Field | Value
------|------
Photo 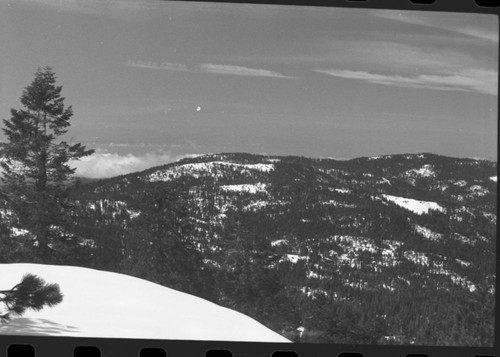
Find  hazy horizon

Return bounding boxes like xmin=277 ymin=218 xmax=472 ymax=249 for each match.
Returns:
xmin=1 ymin=1 xmax=498 ymax=178
xmin=68 ymin=151 xmax=497 ymax=180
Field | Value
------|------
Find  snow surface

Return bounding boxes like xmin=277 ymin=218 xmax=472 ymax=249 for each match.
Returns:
xmin=381 ymin=283 xmax=395 ymax=292
xmin=454 ymin=180 xmax=467 ymax=187
xmin=333 ymin=235 xmax=377 ymax=254
xmin=368 ymin=155 xmax=392 ymax=160
xmin=148 ymin=161 xmax=274 ymax=182
xmin=453 ymin=233 xmax=476 ymax=246
xmin=280 ymin=255 xmax=308 ymax=264
xmin=321 ymin=200 xmax=356 ymax=208
xmin=428 ymin=266 xmax=477 ymax=292
xmin=413 ymin=225 xmax=443 ymax=242
xmin=404 ymin=250 xmax=430 ymax=267
xmin=455 ymin=259 xmax=471 ymax=268
xmin=10 ymin=228 xmax=30 ymax=237
xmin=378 ymin=177 xmax=391 ymax=185
xmin=271 ymin=239 xmax=288 ymax=247
xmin=88 ymin=199 xmax=141 ymax=219
xmin=0 ymin=264 xmax=290 ymax=342
xmin=468 ymin=185 xmax=489 ymax=197
xmin=243 ymin=200 xmax=269 ymax=211
xmin=406 ymin=164 xmax=435 ymax=178
xmin=220 ymin=183 xmax=267 ymax=194
xmin=382 ymin=194 xmax=445 ymax=215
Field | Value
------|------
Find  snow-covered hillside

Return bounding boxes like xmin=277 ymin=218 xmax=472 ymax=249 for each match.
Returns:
xmin=0 ymin=264 xmax=290 ymax=342
xmin=148 ymin=161 xmax=275 ymax=182
xmin=4 ymin=152 xmax=494 ymax=345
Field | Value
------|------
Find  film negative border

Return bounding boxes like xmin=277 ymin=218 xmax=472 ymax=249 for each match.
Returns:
xmin=1 ymin=336 xmax=498 ymax=357
xmin=0 ymin=0 xmax=498 ymax=356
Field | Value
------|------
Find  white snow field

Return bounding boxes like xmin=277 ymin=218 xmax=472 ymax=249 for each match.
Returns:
xmin=0 ymin=264 xmax=290 ymax=342
xmin=382 ymin=194 xmax=445 ymax=215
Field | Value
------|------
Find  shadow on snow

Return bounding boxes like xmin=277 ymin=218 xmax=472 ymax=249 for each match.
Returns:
xmin=0 ymin=317 xmax=80 ymax=336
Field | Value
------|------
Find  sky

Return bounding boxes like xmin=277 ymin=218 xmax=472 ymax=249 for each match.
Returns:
xmin=0 ymin=0 xmax=498 ymax=178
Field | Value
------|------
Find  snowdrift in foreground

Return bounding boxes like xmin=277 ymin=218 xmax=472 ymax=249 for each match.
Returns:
xmin=0 ymin=264 xmax=290 ymax=342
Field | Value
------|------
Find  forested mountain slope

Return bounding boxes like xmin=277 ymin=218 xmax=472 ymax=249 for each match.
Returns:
xmin=2 ymin=152 xmax=496 ymax=345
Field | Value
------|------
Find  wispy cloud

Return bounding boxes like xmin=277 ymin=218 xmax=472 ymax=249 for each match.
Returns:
xmin=307 ymin=14 xmax=498 ymax=97
xmin=457 ymin=27 xmax=499 ymax=43
xmin=198 ymin=64 xmax=292 ymax=78
xmin=126 ymin=60 xmax=293 ymax=79
xmin=18 ymin=0 xmax=278 ymax=21
xmin=310 ymin=38 xmax=494 ymax=76
xmin=18 ymin=0 xmax=158 ymax=16
xmin=314 ymin=68 xmax=497 ymax=95
xmin=372 ymin=10 xmax=498 ymax=43
xmin=125 ymin=60 xmax=190 ymax=72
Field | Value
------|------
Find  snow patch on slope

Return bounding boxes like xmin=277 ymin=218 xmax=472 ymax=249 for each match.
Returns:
xmin=406 ymin=164 xmax=435 ymax=178
xmin=382 ymin=194 xmax=445 ymax=215
xmin=280 ymin=254 xmax=308 ymax=264
xmin=321 ymin=200 xmax=356 ymax=208
xmin=468 ymin=185 xmax=489 ymax=197
xmin=404 ymin=250 xmax=430 ymax=266
xmin=413 ymin=225 xmax=443 ymax=242
xmin=454 ymin=180 xmax=467 ymax=187
xmin=333 ymin=188 xmax=351 ymax=194
xmin=428 ymin=266 xmax=477 ymax=292
xmin=368 ymin=155 xmax=392 ymax=160
xmin=220 ymin=183 xmax=267 ymax=194
xmin=10 ymin=228 xmax=30 ymax=237
xmin=0 ymin=264 xmax=290 ymax=342
xmin=271 ymin=239 xmax=288 ymax=247
xmin=88 ymin=199 xmax=141 ymax=219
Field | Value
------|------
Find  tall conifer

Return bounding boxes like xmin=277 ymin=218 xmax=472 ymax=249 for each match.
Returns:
xmin=0 ymin=66 xmax=94 ymax=258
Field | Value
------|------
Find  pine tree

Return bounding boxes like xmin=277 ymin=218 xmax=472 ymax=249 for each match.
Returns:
xmin=0 ymin=66 xmax=94 ymax=259
xmin=0 ymin=273 xmax=63 ymax=323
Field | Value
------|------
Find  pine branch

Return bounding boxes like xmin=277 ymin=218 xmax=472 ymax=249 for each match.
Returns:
xmin=0 ymin=274 xmax=63 ymax=321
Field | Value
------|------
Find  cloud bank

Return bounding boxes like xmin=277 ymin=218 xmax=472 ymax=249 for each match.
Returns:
xmin=70 ymin=150 xmax=179 ymax=178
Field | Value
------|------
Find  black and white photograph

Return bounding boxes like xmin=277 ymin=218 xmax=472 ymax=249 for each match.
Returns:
xmin=0 ymin=0 xmax=497 ymax=346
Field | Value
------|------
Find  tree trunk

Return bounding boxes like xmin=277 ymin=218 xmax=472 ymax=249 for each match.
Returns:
xmin=35 ymin=145 xmax=50 ymax=255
